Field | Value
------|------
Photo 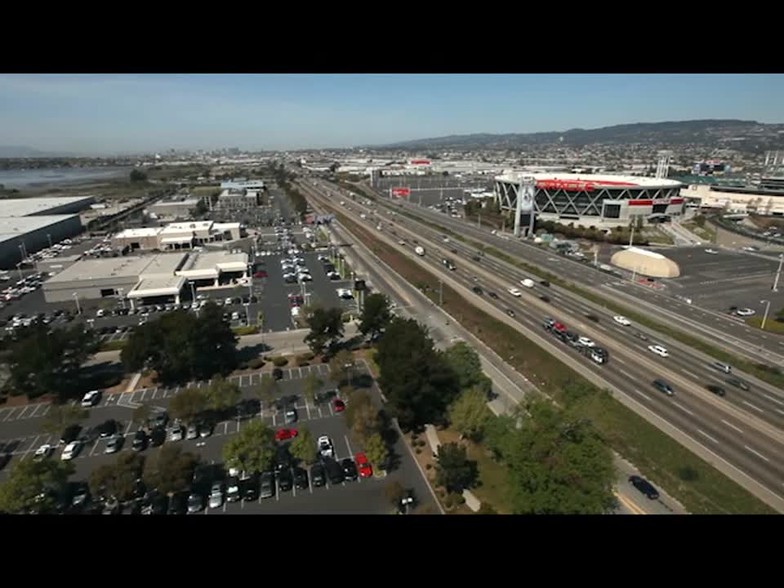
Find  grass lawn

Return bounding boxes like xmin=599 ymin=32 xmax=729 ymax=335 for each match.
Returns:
xmin=746 ymin=316 xmax=784 ymax=335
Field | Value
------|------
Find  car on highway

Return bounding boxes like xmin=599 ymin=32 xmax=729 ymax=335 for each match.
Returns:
xmin=709 ymin=361 xmax=732 ymax=374
xmin=726 ymin=377 xmax=750 ymax=391
xmin=704 ymin=248 xmax=718 ymax=254
xmin=613 ymin=315 xmax=631 ymax=326
xmin=577 ymin=336 xmax=595 ymax=348
xmin=652 ymin=379 xmax=674 ymax=396
xmin=735 ymin=308 xmax=755 ymax=317
xmin=488 ymin=291 xmax=498 ymax=299
xmin=706 ymin=384 xmax=727 ymax=397
xmin=104 ymin=434 xmax=124 ymax=454
xmin=648 ymin=344 xmax=669 ymax=358
xmin=355 ymin=453 xmax=373 ymax=478
xmin=472 ymin=285 xmax=484 ymax=295
xmin=505 ymin=308 xmax=515 ymax=317
xmin=80 ymin=389 xmax=102 ymax=407
xmin=61 ymin=441 xmax=81 ymax=461
xmin=629 ymin=475 xmax=660 ymax=500
xmin=508 ymin=287 xmax=522 ymax=297
xmin=275 ymin=428 xmax=298 ymax=441
xmin=34 ymin=444 xmax=55 ymax=460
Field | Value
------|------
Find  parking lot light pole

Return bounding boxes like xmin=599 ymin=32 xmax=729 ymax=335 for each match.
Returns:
xmin=761 ymin=299 xmax=771 ymax=331
xmin=72 ymin=292 xmax=81 ymax=315
xmin=773 ymin=254 xmax=783 ymax=293
xmin=47 ymin=233 xmax=53 ymax=248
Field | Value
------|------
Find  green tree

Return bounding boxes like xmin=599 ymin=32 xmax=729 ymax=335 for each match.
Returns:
xmin=435 ymin=442 xmax=478 ymax=494
xmin=443 ymin=341 xmax=492 ymax=396
xmin=0 ymin=458 xmax=74 ymax=514
xmin=486 ymin=400 xmax=616 ymax=514
xmin=222 ymin=420 xmax=276 ymax=474
xmin=302 ymin=373 xmax=322 ymax=406
xmin=329 ymin=349 xmax=354 ymax=386
xmin=255 ymin=376 xmax=279 ymax=411
xmin=344 ymin=390 xmax=380 ymax=445
xmin=304 ymin=306 xmax=345 ymax=356
xmin=204 ymin=376 xmax=242 ymax=415
xmin=41 ymin=404 xmax=87 ymax=436
xmin=8 ymin=321 xmax=99 ymax=401
xmin=142 ymin=444 xmax=198 ymax=496
xmin=168 ymin=386 xmax=207 ymax=424
xmin=88 ymin=452 xmax=145 ymax=502
xmin=358 ymin=292 xmax=392 ymax=341
xmin=129 ymin=168 xmax=147 ymax=182
xmin=376 ymin=318 xmax=460 ymax=431
xmin=447 ymin=386 xmax=493 ymax=442
xmin=132 ymin=403 xmax=153 ymax=426
xmin=190 ymin=301 xmax=239 ymax=381
xmin=289 ymin=426 xmax=317 ymax=465
xmin=363 ymin=433 xmax=388 ymax=472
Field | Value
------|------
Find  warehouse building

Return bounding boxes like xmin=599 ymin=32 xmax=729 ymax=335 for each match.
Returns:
xmin=217 ymin=188 xmax=261 ymax=210
xmin=42 ymin=249 xmax=249 ymax=306
xmin=111 ymin=220 xmax=244 ymax=252
xmin=0 ymin=196 xmax=94 ymax=270
xmin=148 ymin=195 xmax=201 ymax=220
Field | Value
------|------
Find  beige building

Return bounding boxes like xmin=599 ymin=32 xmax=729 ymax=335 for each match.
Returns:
xmin=680 ymin=184 xmax=784 ymax=216
xmin=112 ymin=220 xmax=244 ymax=252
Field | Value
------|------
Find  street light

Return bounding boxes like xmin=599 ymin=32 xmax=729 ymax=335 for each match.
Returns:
xmin=761 ymin=299 xmax=771 ymax=331
xmin=47 ymin=233 xmax=53 ymax=248
xmin=72 ymin=292 xmax=81 ymax=315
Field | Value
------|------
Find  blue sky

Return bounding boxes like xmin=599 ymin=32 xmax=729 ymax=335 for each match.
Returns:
xmin=0 ymin=74 xmax=781 ymax=154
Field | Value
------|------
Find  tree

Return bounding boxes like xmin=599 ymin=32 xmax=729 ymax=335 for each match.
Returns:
xmin=190 ymin=302 xmax=240 ymax=381
xmin=8 ymin=321 xmax=99 ymax=401
xmin=376 ymin=318 xmax=460 ymax=431
xmin=304 ymin=306 xmax=345 ymax=356
xmin=204 ymin=376 xmax=242 ymax=416
xmin=255 ymin=376 xmax=279 ymax=411
xmin=344 ymin=390 xmax=381 ymax=445
xmin=383 ymin=480 xmax=406 ymax=508
xmin=129 ymin=169 xmax=147 ymax=182
xmin=289 ymin=426 xmax=317 ymax=465
xmin=41 ymin=404 xmax=87 ymax=436
xmin=447 ymin=386 xmax=493 ymax=442
xmin=168 ymin=386 xmax=207 ymax=424
xmin=0 ymin=458 xmax=74 ymax=514
xmin=143 ymin=444 xmax=198 ymax=496
xmin=486 ymin=400 xmax=616 ymax=514
xmin=302 ymin=373 xmax=322 ymax=406
xmin=329 ymin=349 xmax=354 ymax=386
xmin=132 ymin=403 xmax=152 ymax=426
xmin=358 ymin=292 xmax=392 ymax=341
xmin=443 ymin=341 xmax=492 ymax=396
xmin=222 ymin=420 xmax=276 ymax=474
xmin=88 ymin=452 xmax=145 ymax=502
xmin=435 ymin=442 xmax=478 ymax=494
xmin=364 ymin=433 xmax=388 ymax=472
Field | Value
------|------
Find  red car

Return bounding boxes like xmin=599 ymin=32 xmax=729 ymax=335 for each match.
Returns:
xmin=333 ymin=399 xmax=346 ymax=413
xmin=275 ymin=428 xmax=298 ymax=441
xmin=253 ymin=270 xmax=268 ymax=278
xmin=355 ymin=453 xmax=373 ymax=478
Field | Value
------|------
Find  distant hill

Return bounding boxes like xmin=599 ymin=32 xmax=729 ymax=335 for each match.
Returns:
xmin=372 ymin=120 xmax=784 ymax=152
xmin=0 ymin=145 xmax=81 ymax=158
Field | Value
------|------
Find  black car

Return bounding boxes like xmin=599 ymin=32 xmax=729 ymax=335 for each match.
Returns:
xmin=149 ymin=426 xmax=166 ymax=447
xmin=131 ymin=430 xmax=148 ymax=451
xmin=293 ymin=466 xmax=309 ymax=490
xmin=472 ymin=286 xmax=483 ymax=295
xmin=131 ymin=478 xmax=147 ymax=501
xmin=539 ymin=295 xmax=551 ymax=303
xmin=60 ymin=424 xmax=82 ymax=445
xmin=706 ymin=384 xmax=726 ymax=397
xmin=260 ymin=471 xmax=276 ymax=499
xmin=142 ymin=492 xmax=168 ymax=515
xmin=0 ymin=453 xmax=11 ymax=471
xmin=277 ymin=468 xmax=293 ymax=492
xmin=187 ymin=492 xmax=205 ymax=514
xmin=272 ymin=368 xmax=283 ymax=381
xmin=167 ymin=492 xmax=188 ymax=515
xmin=242 ymin=475 xmax=260 ymax=501
xmin=726 ymin=378 xmax=750 ymax=391
xmin=151 ymin=411 xmax=169 ymax=429
xmin=540 ymin=280 xmax=550 ymax=287
xmin=629 ymin=475 xmax=660 ymax=500
xmin=275 ymin=445 xmax=293 ymax=472
xmin=311 ymin=463 xmax=327 ymax=487
xmin=324 ymin=459 xmax=345 ymax=485
xmin=652 ymin=379 xmax=674 ymax=396
xmin=341 ymin=458 xmax=358 ymax=482
xmin=70 ymin=482 xmax=91 ymax=511
xmin=226 ymin=476 xmax=242 ymax=502
xmin=488 ymin=292 xmax=498 ymax=299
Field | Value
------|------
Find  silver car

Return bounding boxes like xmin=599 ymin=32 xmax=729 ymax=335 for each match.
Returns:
xmin=186 ymin=423 xmax=199 ymax=440
xmin=208 ymin=482 xmax=224 ymax=509
xmin=169 ymin=423 xmax=185 ymax=442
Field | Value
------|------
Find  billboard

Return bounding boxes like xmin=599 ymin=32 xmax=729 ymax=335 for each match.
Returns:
xmin=390 ymin=187 xmax=411 ymax=198
xmin=518 ymin=179 xmax=536 ymax=213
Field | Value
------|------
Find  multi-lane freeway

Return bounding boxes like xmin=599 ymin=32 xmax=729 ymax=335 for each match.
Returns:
xmin=300 ymin=178 xmax=784 ymax=512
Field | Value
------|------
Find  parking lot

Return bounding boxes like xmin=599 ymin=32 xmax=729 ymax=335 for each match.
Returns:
xmin=0 ymin=362 xmax=437 ymax=515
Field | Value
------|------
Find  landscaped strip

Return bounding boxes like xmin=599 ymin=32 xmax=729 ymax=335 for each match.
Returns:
xmin=325 ymin=204 xmax=775 ymax=514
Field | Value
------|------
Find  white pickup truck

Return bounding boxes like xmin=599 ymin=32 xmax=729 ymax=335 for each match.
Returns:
xmin=520 ymin=278 xmax=535 ymax=288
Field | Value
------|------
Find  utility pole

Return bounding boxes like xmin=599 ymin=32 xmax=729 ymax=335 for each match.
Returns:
xmin=761 ymin=299 xmax=771 ymax=330
xmin=773 ymin=254 xmax=783 ymax=293
xmin=439 ymin=279 xmax=443 ymax=306
xmin=629 ymin=225 xmax=635 ymax=248
xmin=477 ymin=213 xmax=481 ymax=229
xmin=594 ymin=249 xmax=599 ymax=267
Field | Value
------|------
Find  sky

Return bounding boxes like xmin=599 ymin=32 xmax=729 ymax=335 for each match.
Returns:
xmin=0 ymin=74 xmax=782 ymax=155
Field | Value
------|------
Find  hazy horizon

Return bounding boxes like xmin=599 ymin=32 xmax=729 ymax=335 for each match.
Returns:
xmin=1 ymin=74 xmax=783 ymax=154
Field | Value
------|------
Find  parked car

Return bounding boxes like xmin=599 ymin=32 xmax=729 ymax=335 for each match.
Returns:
xmin=629 ymin=475 xmax=660 ymax=500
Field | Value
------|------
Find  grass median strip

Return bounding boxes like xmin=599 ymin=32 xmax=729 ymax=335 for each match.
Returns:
xmin=327 ymin=203 xmax=775 ymax=514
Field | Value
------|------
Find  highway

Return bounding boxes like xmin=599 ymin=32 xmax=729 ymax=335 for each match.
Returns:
xmin=363 ymin=188 xmax=784 ymax=367
xmin=301 ymin=178 xmax=784 ymax=512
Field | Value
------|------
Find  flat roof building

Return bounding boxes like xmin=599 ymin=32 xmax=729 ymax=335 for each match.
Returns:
xmin=111 ymin=220 xmax=244 ymax=252
xmin=148 ymin=196 xmax=201 ymax=220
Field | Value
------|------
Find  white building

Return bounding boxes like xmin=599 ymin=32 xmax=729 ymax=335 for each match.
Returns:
xmin=112 ymin=220 xmax=245 ymax=252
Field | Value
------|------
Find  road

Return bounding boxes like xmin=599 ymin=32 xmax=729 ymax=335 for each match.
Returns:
xmin=302 ymin=179 xmax=784 ymax=512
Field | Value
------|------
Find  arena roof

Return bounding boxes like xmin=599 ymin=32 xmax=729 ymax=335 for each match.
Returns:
xmin=495 ymin=172 xmax=682 ymax=189
xmin=0 ymin=196 xmax=94 ymax=217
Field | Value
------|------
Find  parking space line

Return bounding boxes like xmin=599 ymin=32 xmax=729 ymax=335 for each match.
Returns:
xmin=271 ymin=413 xmax=277 ymax=427
xmin=2 ymin=408 xmax=19 ymax=422
xmin=124 ymin=420 xmax=134 ymax=435
xmin=89 ymin=439 xmax=102 ymax=456
xmin=16 ymin=405 xmax=34 ymax=419
xmin=20 ymin=435 xmax=41 ymax=458
xmin=138 ymin=389 xmax=148 ymax=401
xmin=151 ymin=388 xmax=159 ymax=400
xmin=297 ymin=367 xmax=303 ymax=378
xmin=221 ymin=422 xmax=228 ymax=435
xmin=344 ymin=435 xmax=354 ymax=457
xmin=304 ymin=400 xmax=312 ymax=420
xmin=39 ymin=404 xmax=51 ymax=417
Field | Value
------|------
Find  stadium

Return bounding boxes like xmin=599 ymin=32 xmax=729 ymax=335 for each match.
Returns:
xmin=494 ymin=173 xmax=684 ymax=226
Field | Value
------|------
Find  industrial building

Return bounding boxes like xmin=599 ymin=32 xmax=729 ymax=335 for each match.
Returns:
xmin=494 ymin=173 xmax=684 ymax=227
xmin=148 ymin=195 xmax=201 ymax=220
xmin=0 ymin=196 xmax=94 ymax=270
xmin=216 ymin=188 xmax=261 ymax=210
xmin=42 ymin=249 xmax=249 ymax=306
xmin=111 ymin=220 xmax=245 ymax=252
xmin=220 ymin=179 xmax=265 ymax=191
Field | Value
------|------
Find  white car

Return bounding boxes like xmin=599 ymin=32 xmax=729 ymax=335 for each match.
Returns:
xmin=317 ymin=435 xmax=334 ymax=459
xmin=735 ymin=308 xmax=755 ymax=317
xmin=613 ymin=315 xmax=631 ymax=326
xmin=80 ymin=390 xmax=101 ymax=407
xmin=508 ymin=287 xmax=522 ymax=297
xmin=34 ymin=444 xmax=54 ymax=460
xmin=577 ymin=336 xmax=595 ymax=348
xmin=61 ymin=441 xmax=81 ymax=461
xmin=337 ymin=288 xmax=354 ymax=300
xmin=298 ymin=273 xmax=313 ymax=282
xmin=648 ymin=344 xmax=669 ymax=358
xmin=224 ymin=297 xmax=233 ymax=305
xmin=704 ymin=248 xmax=718 ymax=254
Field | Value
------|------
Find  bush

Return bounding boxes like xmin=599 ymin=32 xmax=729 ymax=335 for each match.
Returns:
xmin=457 ymin=495 xmax=466 ymax=505
xmin=296 ymin=359 xmax=310 ymax=367
xmin=248 ymin=358 xmax=265 ymax=370
xmin=415 ymin=448 xmax=422 ymax=454
xmin=300 ymin=351 xmax=315 ymax=361
xmin=443 ymin=495 xmax=454 ymax=509
xmin=271 ymin=356 xmax=289 ymax=367
xmin=678 ymin=466 xmax=699 ymax=482
xmin=425 ymin=463 xmax=432 ymax=470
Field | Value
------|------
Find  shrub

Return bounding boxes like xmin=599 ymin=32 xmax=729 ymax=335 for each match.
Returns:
xmin=248 ymin=358 xmax=265 ymax=370
xmin=272 ymin=356 xmax=289 ymax=367
xmin=296 ymin=359 xmax=310 ymax=367
xmin=300 ymin=351 xmax=315 ymax=361
xmin=678 ymin=466 xmax=699 ymax=482
xmin=415 ymin=448 xmax=421 ymax=454
xmin=457 ymin=495 xmax=466 ymax=505
xmin=443 ymin=495 xmax=454 ymax=509
xmin=425 ymin=463 xmax=432 ymax=470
